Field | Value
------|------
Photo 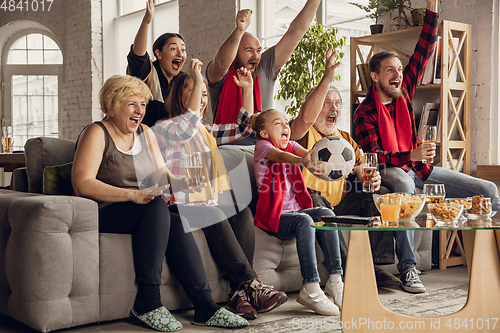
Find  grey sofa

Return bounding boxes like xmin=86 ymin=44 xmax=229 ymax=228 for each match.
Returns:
xmin=0 ymin=137 xmax=431 ymax=332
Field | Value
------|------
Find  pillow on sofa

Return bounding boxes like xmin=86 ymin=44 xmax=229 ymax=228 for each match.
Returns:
xmin=43 ymin=162 xmax=75 ymax=196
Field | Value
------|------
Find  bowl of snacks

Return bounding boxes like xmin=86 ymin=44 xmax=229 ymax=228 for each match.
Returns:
xmin=464 ymin=195 xmax=495 ymax=219
xmin=428 ymin=202 xmax=464 ymax=226
xmin=445 ymin=197 xmax=472 ymax=210
xmin=374 ymin=193 xmax=427 ymax=222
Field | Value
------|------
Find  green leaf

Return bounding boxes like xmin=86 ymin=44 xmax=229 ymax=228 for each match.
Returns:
xmin=276 ymin=19 xmax=346 ymax=118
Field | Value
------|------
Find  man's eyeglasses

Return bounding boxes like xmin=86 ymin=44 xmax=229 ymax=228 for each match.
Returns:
xmin=323 ymin=100 xmax=342 ymax=109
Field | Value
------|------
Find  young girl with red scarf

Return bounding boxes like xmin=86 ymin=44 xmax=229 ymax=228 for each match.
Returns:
xmin=251 ymin=109 xmax=344 ymax=316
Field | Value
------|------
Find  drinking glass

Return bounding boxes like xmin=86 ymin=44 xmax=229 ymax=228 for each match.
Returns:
xmin=422 ymin=125 xmax=437 ymax=163
xmin=380 ymin=196 xmax=401 ymax=227
xmin=423 ymin=183 xmax=446 ymax=226
xmin=362 ymin=152 xmax=378 ymax=193
xmin=184 ymin=152 xmax=203 ymax=190
xmin=2 ymin=126 xmax=13 ymax=153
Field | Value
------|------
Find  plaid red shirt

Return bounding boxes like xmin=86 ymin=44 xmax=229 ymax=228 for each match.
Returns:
xmin=154 ymin=107 xmax=252 ymax=205
xmin=354 ymin=10 xmax=438 ymax=181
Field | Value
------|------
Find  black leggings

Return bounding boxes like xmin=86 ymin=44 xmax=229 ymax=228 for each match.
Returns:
xmin=99 ymin=197 xmax=213 ymax=306
xmin=170 ymin=205 xmax=258 ymax=290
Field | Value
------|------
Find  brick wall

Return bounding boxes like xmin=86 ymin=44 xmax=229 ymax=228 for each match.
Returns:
xmin=179 ymin=0 xmax=237 ymax=67
xmin=0 ymin=0 xmax=103 ymax=141
xmin=61 ymin=0 xmax=102 ymax=139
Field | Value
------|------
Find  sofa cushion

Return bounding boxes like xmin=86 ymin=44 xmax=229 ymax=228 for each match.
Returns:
xmin=25 ymin=137 xmax=76 ymax=194
xmin=43 ymin=162 xmax=74 ymax=196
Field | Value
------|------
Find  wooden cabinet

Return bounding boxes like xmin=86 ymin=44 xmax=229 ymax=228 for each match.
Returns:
xmin=350 ymin=20 xmax=472 ymax=174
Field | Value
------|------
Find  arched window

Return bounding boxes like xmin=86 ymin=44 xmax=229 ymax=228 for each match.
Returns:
xmin=2 ymin=32 xmax=62 ymax=151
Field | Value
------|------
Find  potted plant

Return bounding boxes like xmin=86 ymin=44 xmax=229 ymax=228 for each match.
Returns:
xmin=276 ymin=20 xmax=346 ymax=118
xmin=349 ymin=0 xmax=395 ymax=34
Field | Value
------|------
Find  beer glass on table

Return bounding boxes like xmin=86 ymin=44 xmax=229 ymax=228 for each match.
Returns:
xmin=184 ymin=152 xmax=203 ymax=190
xmin=2 ymin=126 xmax=13 ymax=153
xmin=362 ymin=153 xmax=378 ymax=193
xmin=422 ymin=125 xmax=437 ymax=164
xmin=423 ymin=184 xmax=446 ymax=227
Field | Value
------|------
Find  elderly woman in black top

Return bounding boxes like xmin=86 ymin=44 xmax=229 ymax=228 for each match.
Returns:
xmin=72 ymin=75 xmax=248 ymax=331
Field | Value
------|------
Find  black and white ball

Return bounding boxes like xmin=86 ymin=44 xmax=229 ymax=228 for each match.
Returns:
xmin=311 ymin=136 xmax=355 ymax=181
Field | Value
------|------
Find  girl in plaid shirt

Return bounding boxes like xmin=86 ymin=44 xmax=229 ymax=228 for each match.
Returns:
xmin=153 ymin=59 xmax=288 ymax=319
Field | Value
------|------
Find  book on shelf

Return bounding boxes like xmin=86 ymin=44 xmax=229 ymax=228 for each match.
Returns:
xmin=420 ymin=43 xmax=437 ymax=85
xmin=418 ymin=102 xmax=440 ymax=141
xmin=433 ymin=36 xmax=460 ymax=84
xmin=363 ymin=63 xmax=373 ymax=88
xmin=357 ymin=64 xmax=368 ymax=91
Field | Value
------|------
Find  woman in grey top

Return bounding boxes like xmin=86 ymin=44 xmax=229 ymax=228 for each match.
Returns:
xmin=72 ymin=75 xmax=248 ymax=331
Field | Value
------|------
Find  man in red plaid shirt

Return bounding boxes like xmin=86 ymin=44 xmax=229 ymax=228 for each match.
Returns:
xmin=354 ymin=0 xmax=500 ymax=284
xmin=354 ymin=0 xmax=499 ymax=209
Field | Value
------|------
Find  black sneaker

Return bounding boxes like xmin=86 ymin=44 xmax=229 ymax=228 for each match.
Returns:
xmin=400 ymin=267 xmax=426 ymax=293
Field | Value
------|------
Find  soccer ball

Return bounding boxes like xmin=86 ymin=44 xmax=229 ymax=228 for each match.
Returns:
xmin=311 ymin=136 xmax=355 ymax=181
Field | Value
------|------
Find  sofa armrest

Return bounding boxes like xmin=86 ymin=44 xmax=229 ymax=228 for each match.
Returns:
xmin=11 ymin=167 xmax=28 ymax=192
xmin=0 ymin=191 xmax=100 ymax=332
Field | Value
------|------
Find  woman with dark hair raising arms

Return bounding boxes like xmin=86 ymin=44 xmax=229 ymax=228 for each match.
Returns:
xmin=127 ymin=0 xmax=186 ymax=126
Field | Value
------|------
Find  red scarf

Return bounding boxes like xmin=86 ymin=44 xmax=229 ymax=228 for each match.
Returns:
xmin=254 ymin=139 xmax=313 ymax=233
xmin=215 ymin=63 xmax=262 ymax=124
xmin=373 ymin=86 xmax=415 ymax=152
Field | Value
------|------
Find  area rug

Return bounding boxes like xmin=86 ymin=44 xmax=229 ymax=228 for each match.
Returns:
xmin=206 ymin=284 xmax=469 ymax=333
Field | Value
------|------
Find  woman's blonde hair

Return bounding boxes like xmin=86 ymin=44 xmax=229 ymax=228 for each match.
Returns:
xmin=99 ymin=75 xmax=153 ymax=114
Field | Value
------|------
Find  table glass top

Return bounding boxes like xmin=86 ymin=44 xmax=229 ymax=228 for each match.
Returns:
xmin=313 ymin=214 xmax=500 ymax=231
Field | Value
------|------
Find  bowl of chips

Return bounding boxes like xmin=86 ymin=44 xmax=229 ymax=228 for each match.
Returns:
xmin=374 ymin=193 xmax=427 ymax=222
xmin=464 ymin=195 xmax=495 ymax=219
xmin=428 ymin=202 xmax=464 ymax=226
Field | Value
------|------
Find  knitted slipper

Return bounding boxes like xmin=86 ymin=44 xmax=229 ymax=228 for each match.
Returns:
xmin=131 ymin=306 xmax=183 ymax=332
xmin=192 ymin=307 xmax=249 ymax=328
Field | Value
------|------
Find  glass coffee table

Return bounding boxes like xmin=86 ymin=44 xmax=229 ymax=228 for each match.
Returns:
xmin=313 ymin=217 xmax=500 ymax=332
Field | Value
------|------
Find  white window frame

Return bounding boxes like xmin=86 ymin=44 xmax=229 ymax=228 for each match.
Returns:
xmin=2 ymin=29 xmax=63 ymax=148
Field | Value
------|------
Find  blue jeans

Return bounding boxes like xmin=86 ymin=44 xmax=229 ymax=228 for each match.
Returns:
xmin=394 ymin=230 xmax=417 ymax=273
xmin=265 ymin=207 xmax=342 ymax=284
xmin=381 ymin=166 xmax=500 ymax=211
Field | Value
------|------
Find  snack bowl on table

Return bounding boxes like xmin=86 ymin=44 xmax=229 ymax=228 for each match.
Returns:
xmin=428 ymin=202 xmax=464 ymax=227
xmin=373 ymin=193 xmax=427 ymax=222
xmin=463 ymin=195 xmax=496 ymax=219
xmin=445 ymin=197 xmax=472 ymax=223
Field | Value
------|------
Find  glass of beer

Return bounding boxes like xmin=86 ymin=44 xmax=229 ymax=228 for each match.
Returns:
xmin=362 ymin=152 xmax=378 ymax=193
xmin=2 ymin=126 xmax=13 ymax=153
xmin=380 ymin=196 xmax=401 ymax=227
xmin=422 ymin=125 xmax=437 ymax=163
xmin=184 ymin=152 xmax=203 ymax=190
xmin=423 ymin=183 xmax=446 ymax=227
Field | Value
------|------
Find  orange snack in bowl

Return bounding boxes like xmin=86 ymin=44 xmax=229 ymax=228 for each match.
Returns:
xmin=430 ymin=203 xmax=461 ymax=222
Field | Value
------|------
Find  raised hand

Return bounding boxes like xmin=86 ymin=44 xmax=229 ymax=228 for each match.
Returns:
xmin=425 ymin=0 xmax=438 ymax=11
xmin=188 ymin=58 xmax=204 ymax=84
xmin=236 ymin=9 xmax=252 ymax=32
xmin=143 ymin=0 xmax=156 ymax=24
xmin=322 ymin=44 xmax=340 ymax=84
xmin=232 ymin=67 xmax=253 ymax=89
